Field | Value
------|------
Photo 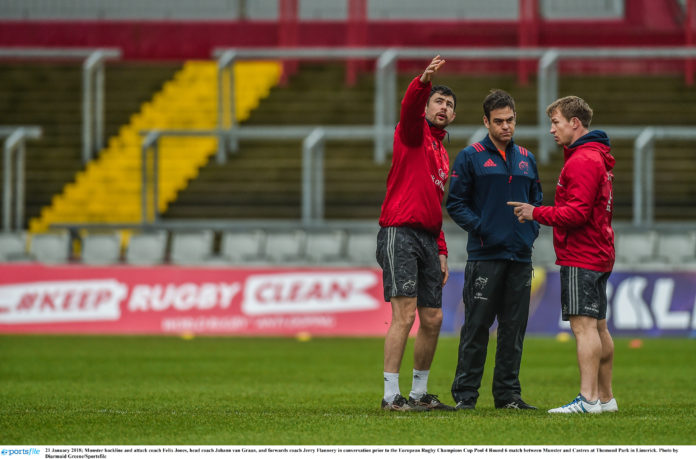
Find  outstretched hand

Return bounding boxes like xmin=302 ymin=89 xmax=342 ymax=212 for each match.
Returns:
xmin=507 ymin=201 xmax=535 ymax=223
xmin=420 ymin=55 xmax=446 ymax=83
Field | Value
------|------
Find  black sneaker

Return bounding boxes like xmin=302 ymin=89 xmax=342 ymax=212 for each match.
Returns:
xmin=381 ymin=394 xmax=427 ymax=412
xmin=495 ymin=398 xmax=537 ymax=410
xmin=408 ymin=393 xmax=455 ymax=411
xmin=454 ymin=399 xmax=476 ymax=410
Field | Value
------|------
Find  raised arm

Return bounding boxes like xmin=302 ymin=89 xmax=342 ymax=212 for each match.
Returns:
xmin=399 ymin=56 xmax=446 ymax=146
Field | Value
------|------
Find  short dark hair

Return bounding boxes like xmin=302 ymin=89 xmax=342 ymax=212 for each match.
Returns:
xmin=483 ymin=89 xmax=515 ymax=120
xmin=429 ymin=85 xmax=456 ymax=110
xmin=546 ymin=95 xmax=593 ymax=128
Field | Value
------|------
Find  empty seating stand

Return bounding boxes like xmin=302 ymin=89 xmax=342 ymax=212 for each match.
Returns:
xmin=219 ymin=230 xmax=265 ymax=264
xmin=3 ymin=227 xmax=695 ymax=270
xmin=654 ymin=231 xmax=696 ymax=268
xmin=125 ymin=231 xmax=168 ymax=265
xmin=169 ymin=230 xmax=214 ymax=265
xmin=304 ymin=230 xmax=346 ymax=264
xmin=29 ymin=232 xmax=71 ymax=264
xmin=263 ymin=231 xmax=305 ymax=264
xmin=614 ymin=231 xmax=658 ymax=268
xmin=344 ymin=231 xmax=378 ymax=267
xmin=81 ymin=232 xmax=122 ymax=265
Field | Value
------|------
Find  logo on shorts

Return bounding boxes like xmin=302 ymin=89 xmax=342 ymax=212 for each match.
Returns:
xmin=474 ymin=277 xmax=488 ymax=290
xmin=402 ymin=280 xmax=416 ymax=295
xmin=473 ymin=276 xmax=488 ymax=301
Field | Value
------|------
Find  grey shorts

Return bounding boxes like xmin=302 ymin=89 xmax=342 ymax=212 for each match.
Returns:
xmin=560 ymin=266 xmax=611 ymax=321
xmin=376 ymin=226 xmax=443 ymax=308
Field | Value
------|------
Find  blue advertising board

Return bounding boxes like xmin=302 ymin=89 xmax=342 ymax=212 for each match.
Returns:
xmin=442 ymin=268 xmax=696 ymax=336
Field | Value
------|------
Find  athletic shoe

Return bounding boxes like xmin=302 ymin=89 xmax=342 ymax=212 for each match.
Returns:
xmin=548 ymin=394 xmax=602 ymax=414
xmin=454 ymin=398 xmax=476 ymax=410
xmin=408 ymin=393 xmax=455 ymax=411
xmin=381 ymin=394 xmax=427 ymax=412
xmin=495 ymin=398 xmax=537 ymax=410
xmin=601 ymin=397 xmax=619 ymax=412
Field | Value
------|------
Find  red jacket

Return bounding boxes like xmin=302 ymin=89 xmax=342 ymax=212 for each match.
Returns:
xmin=533 ymin=130 xmax=615 ymax=272
xmin=378 ymin=77 xmax=449 ymax=255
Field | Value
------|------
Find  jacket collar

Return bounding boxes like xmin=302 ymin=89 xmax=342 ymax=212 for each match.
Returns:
xmin=426 ymin=119 xmax=448 ymax=141
xmin=481 ymin=134 xmax=515 ymax=154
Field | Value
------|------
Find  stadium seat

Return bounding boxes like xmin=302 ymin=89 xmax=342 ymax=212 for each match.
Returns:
xmin=655 ymin=232 xmax=696 ymax=266
xmin=125 ymin=231 xmax=168 ymax=265
xmin=615 ymin=231 xmax=658 ymax=266
xmin=170 ymin=230 xmax=214 ymax=265
xmin=219 ymin=230 xmax=265 ymax=264
xmin=0 ymin=232 xmax=30 ymax=262
xmin=81 ymin=232 xmax=122 ymax=265
xmin=29 ymin=232 xmax=71 ymax=264
xmin=444 ymin=232 xmax=468 ymax=269
xmin=303 ymin=230 xmax=346 ymax=264
xmin=263 ymin=230 xmax=305 ymax=264
xmin=532 ymin=229 xmax=557 ymax=268
xmin=345 ymin=231 xmax=378 ymax=266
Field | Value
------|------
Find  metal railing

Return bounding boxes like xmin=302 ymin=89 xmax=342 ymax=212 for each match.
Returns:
xmin=536 ymin=47 xmax=696 ymax=162
xmin=0 ymin=47 xmax=122 ymax=163
xmin=139 ymin=124 xmax=495 ymax=225
xmin=633 ymin=127 xmax=696 ymax=226
xmin=137 ymin=124 xmax=692 ymax=228
xmin=140 ymin=126 xmax=386 ymax=226
xmin=1 ymin=127 xmax=43 ymax=232
xmin=213 ymin=46 xmax=696 ymax=164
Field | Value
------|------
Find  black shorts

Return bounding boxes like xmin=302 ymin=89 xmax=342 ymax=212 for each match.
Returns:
xmin=376 ymin=226 xmax=443 ymax=308
xmin=560 ymin=266 xmax=611 ymax=321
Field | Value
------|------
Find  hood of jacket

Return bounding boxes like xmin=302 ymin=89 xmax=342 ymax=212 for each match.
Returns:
xmin=564 ymin=129 xmax=615 ymax=170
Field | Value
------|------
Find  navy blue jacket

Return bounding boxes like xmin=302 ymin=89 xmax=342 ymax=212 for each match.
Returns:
xmin=446 ymin=135 xmax=543 ymax=262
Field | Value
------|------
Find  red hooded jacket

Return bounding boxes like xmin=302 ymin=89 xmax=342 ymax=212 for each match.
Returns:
xmin=378 ymin=77 xmax=449 ymax=255
xmin=532 ymin=130 xmax=615 ymax=272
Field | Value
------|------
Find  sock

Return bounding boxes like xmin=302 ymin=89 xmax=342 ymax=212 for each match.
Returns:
xmin=383 ymin=372 xmax=400 ymax=403
xmin=409 ymin=369 xmax=430 ymax=400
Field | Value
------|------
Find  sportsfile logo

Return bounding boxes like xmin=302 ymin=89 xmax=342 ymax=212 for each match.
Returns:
xmin=0 ymin=280 xmax=126 ymax=324
xmin=1 ymin=448 xmax=40 ymax=456
xmin=242 ymin=272 xmax=379 ymax=315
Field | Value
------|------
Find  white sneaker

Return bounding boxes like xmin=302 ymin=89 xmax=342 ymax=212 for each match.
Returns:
xmin=548 ymin=394 xmax=602 ymax=414
xmin=601 ymin=397 xmax=618 ymax=412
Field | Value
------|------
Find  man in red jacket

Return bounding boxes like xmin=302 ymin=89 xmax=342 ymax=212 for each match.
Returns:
xmin=377 ymin=56 xmax=456 ymax=411
xmin=509 ymin=96 xmax=618 ymax=414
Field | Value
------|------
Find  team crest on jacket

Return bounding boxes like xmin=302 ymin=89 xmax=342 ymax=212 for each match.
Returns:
xmin=518 ymin=160 xmax=529 ymax=174
xmin=432 ymin=141 xmax=439 ymax=151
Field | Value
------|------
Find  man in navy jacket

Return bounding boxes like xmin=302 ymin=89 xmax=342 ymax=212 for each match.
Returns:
xmin=447 ymin=89 xmax=542 ymax=410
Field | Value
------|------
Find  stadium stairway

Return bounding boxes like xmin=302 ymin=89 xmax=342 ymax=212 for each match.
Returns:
xmin=166 ymin=68 xmax=696 ymax=223
xmin=27 ymin=61 xmax=282 ymax=232
xmin=0 ymin=62 xmax=180 ymax=229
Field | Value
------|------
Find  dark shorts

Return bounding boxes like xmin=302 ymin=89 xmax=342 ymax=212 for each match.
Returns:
xmin=376 ymin=226 xmax=443 ymax=308
xmin=560 ymin=266 xmax=611 ymax=321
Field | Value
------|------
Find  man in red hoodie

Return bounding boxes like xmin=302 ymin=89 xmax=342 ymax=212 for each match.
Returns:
xmin=509 ymin=96 xmax=618 ymax=414
xmin=377 ymin=56 xmax=456 ymax=411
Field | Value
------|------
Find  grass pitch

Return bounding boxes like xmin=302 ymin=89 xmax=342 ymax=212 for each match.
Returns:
xmin=0 ymin=334 xmax=694 ymax=445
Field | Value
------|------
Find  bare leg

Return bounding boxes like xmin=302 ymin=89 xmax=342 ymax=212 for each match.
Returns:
xmin=384 ymin=296 xmax=418 ymax=373
xmin=413 ymin=306 xmax=443 ymax=371
xmin=597 ymin=319 xmax=615 ymax=402
xmin=569 ymin=315 xmax=601 ymax=401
